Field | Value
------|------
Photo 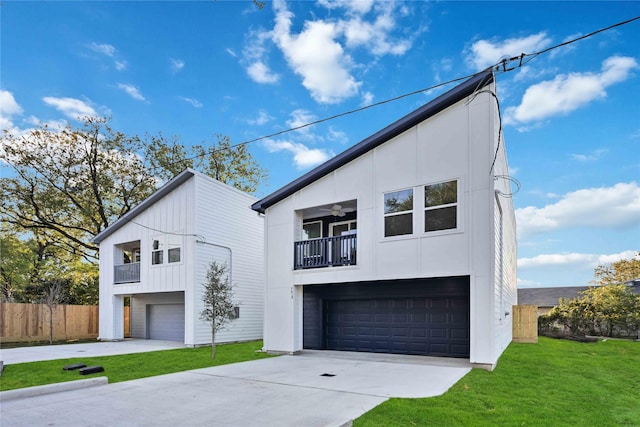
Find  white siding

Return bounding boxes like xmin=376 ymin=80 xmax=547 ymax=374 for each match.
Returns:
xmin=190 ymin=174 xmax=264 ymax=345
xmin=99 ymin=171 xmax=263 ymax=346
xmin=262 ymin=86 xmax=516 ymax=367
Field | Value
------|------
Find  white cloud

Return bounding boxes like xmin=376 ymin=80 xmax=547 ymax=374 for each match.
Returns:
xmin=263 ymin=139 xmax=332 ymax=169
xmin=570 ymin=149 xmax=607 ymax=162
xmin=516 ymin=182 xmax=640 ymax=237
xmin=42 ymin=96 xmax=97 ymax=119
xmin=272 ymin=0 xmax=360 ymax=104
xmin=361 ymin=91 xmax=374 ymax=106
xmin=0 ymin=90 xmax=24 ymax=132
xmin=178 ymin=97 xmax=202 ymax=108
xmin=88 ymin=42 xmax=127 ymax=71
xmin=117 ymin=83 xmax=146 ymax=101
xmin=247 ymin=61 xmax=280 ymax=84
xmin=505 ymin=56 xmax=638 ymax=125
xmin=518 ymin=250 xmax=639 ymax=269
xmin=170 ymin=58 xmax=185 ymax=73
xmin=339 ymin=5 xmax=412 ymax=56
xmin=226 ymin=48 xmax=237 ymax=58
xmin=317 ymin=0 xmax=374 ymax=15
xmin=88 ymin=42 xmax=116 ymax=57
xmin=327 ymin=126 xmax=348 ymax=144
xmin=247 ymin=110 xmax=273 ymax=126
xmin=466 ymin=32 xmax=551 ymax=70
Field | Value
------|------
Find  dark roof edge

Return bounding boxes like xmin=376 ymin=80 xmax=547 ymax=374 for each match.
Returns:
xmin=91 ymin=169 xmax=196 ymax=244
xmin=251 ymin=70 xmax=494 ymax=214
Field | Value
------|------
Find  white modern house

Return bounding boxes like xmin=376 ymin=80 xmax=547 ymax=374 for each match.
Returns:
xmin=251 ymin=70 xmax=517 ymax=369
xmin=93 ymin=169 xmax=264 ymax=346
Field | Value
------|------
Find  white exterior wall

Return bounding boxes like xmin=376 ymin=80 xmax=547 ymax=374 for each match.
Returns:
xmin=263 ymin=87 xmax=515 ymax=367
xmin=98 ymin=172 xmax=264 ymax=346
xmin=98 ymin=179 xmax=196 ymax=341
xmin=190 ymin=174 xmax=264 ymax=345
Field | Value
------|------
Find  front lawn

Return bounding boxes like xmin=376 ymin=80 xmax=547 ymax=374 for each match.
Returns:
xmin=355 ymin=337 xmax=640 ymax=427
xmin=0 ymin=340 xmax=273 ymax=391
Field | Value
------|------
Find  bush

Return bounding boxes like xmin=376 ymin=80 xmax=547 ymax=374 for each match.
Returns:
xmin=539 ymin=285 xmax=640 ymax=338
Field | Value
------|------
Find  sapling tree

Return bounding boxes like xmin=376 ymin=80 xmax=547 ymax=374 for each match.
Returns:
xmin=200 ymin=261 xmax=235 ymax=358
xmin=41 ymin=279 xmax=68 ymax=344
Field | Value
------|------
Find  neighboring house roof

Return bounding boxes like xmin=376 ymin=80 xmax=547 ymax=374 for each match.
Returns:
xmin=518 ymin=286 xmax=591 ymax=307
xmin=251 ymin=69 xmax=495 ymax=214
xmin=91 ymin=169 xmax=196 ymax=244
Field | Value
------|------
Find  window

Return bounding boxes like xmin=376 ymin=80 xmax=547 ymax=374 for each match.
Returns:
xmin=302 ymin=221 xmax=322 ymax=240
xmin=152 ymin=239 xmax=163 ymax=265
xmin=151 ymin=234 xmax=182 ymax=265
xmin=424 ymin=180 xmax=458 ymax=232
xmin=384 ymin=189 xmax=413 ymax=237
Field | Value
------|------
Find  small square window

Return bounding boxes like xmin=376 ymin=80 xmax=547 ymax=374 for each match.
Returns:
xmin=168 ymin=248 xmax=181 ymax=263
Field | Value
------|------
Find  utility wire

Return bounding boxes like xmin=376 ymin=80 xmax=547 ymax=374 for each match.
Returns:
xmin=149 ymin=16 xmax=640 ymax=173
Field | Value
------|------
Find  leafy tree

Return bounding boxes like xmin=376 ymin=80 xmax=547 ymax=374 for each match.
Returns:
xmin=1 ymin=117 xmax=157 ymax=259
xmin=542 ymin=285 xmax=640 ymax=338
xmin=200 ymin=261 xmax=235 ymax=358
xmin=592 ymin=253 xmax=640 ymax=286
xmin=146 ymin=134 xmax=268 ymax=193
xmin=1 ymin=116 xmax=267 ymax=303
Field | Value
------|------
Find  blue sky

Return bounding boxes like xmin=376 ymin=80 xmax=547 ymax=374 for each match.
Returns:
xmin=1 ymin=1 xmax=639 ymax=288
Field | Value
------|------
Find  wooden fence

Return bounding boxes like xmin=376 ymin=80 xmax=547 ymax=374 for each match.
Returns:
xmin=1 ymin=303 xmax=99 ymax=343
xmin=512 ymin=304 xmax=538 ymax=343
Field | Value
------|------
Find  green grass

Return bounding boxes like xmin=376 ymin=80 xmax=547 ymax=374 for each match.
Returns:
xmin=355 ymin=337 xmax=640 ymax=427
xmin=0 ymin=340 xmax=273 ymax=391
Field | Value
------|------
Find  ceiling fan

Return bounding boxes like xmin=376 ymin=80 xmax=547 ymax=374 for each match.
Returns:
xmin=320 ymin=204 xmax=353 ymax=217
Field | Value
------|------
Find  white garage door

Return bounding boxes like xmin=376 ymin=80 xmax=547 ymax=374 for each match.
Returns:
xmin=148 ymin=304 xmax=185 ymax=341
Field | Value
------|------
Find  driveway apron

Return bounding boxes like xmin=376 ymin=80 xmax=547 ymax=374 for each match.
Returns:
xmin=0 ymin=351 xmax=470 ymax=427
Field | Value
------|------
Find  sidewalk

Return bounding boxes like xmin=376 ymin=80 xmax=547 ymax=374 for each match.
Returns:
xmin=0 ymin=339 xmax=185 ymax=365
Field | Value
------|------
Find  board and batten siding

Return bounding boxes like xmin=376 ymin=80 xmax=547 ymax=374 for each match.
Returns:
xmin=98 ymin=178 xmax=196 ymax=341
xmin=190 ymin=173 xmax=264 ymax=345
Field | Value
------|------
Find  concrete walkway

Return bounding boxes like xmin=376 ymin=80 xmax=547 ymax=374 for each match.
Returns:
xmin=0 ymin=339 xmax=185 ymax=365
xmin=0 ymin=348 xmax=471 ymax=427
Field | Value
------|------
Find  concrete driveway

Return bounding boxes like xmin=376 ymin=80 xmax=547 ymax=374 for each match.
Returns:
xmin=0 ymin=339 xmax=185 ymax=365
xmin=0 ymin=347 xmax=471 ymax=427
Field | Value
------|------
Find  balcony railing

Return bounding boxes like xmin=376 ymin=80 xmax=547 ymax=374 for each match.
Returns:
xmin=294 ymin=234 xmax=357 ymax=270
xmin=114 ymin=262 xmax=140 ymax=284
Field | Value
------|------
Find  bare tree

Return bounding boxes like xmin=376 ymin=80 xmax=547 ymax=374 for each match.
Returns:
xmin=199 ymin=261 xmax=235 ymax=358
xmin=42 ymin=279 xmax=67 ymax=344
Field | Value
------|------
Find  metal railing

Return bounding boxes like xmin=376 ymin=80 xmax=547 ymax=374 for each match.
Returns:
xmin=114 ymin=262 xmax=141 ymax=284
xmin=294 ymin=234 xmax=357 ymax=270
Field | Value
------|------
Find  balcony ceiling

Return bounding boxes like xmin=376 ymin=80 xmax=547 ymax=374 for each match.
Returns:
xmin=302 ymin=199 xmax=357 ymax=220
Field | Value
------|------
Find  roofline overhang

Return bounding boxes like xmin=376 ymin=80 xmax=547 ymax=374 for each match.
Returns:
xmin=91 ymin=169 xmax=196 ymax=244
xmin=251 ymin=69 xmax=494 ymax=214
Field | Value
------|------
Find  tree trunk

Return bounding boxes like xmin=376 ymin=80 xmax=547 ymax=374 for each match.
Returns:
xmin=48 ymin=305 xmax=54 ymax=344
xmin=211 ymin=324 xmax=217 ymax=359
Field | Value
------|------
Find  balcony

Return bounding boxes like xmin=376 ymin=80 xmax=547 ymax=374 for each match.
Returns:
xmin=114 ymin=262 xmax=140 ymax=284
xmin=294 ymin=234 xmax=357 ymax=270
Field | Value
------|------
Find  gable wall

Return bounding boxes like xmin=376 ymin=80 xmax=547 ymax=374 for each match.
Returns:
xmin=262 ymin=89 xmax=506 ymax=361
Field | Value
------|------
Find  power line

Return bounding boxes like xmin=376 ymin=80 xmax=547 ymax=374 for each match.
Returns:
xmin=150 ymin=16 xmax=640 ymax=173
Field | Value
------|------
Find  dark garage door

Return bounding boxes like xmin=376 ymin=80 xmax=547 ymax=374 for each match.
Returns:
xmin=303 ymin=277 xmax=470 ymax=358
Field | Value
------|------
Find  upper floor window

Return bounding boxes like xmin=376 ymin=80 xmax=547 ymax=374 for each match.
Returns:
xmin=152 ymin=234 xmax=182 ymax=265
xmin=384 ymin=188 xmax=413 ymax=237
xmin=424 ymin=180 xmax=458 ymax=232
